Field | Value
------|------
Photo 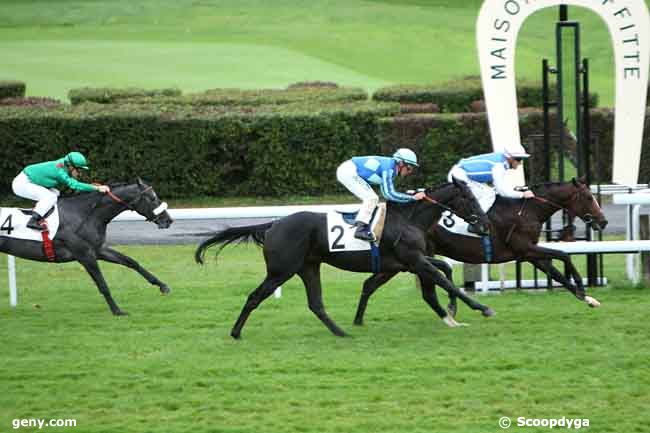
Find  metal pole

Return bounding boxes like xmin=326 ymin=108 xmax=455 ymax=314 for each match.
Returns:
xmin=542 ymin=58 xmax=553 ymax=242
xmin=560 ymin=5 xmax=568 ymax=21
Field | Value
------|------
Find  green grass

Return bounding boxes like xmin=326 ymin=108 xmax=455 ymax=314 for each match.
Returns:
xmin=1 ymin=244 xmax=649 ymax=432
xmin=1 ymin=0 xmax=644 ymax=104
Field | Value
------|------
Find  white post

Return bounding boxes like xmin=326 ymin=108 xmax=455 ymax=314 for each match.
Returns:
xmin=625 ymin=205 xmax=641 ymax=283
xmin=479 ymin=263 xmax=490 ymax=293
xmin=8 ymin=255 xmax=17 ymax=307
xmin=498 ymin=263 xmax=505 ymax=291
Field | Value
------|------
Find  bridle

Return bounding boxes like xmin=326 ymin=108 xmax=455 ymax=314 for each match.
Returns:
xmin=107 ymin=186 xmax=169 ymax=223
xmin=531 ymin=187 xmax=595 ymax=224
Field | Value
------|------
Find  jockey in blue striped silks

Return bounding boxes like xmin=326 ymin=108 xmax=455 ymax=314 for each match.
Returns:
xmin=448 ymin=150 xmax=535 ymax=219
xmin=337 ymin=148 xmax=425 ymax=241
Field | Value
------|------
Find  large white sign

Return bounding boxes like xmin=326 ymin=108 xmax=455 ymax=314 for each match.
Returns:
xmin=477 ymin=0 xmax=650 ymax=186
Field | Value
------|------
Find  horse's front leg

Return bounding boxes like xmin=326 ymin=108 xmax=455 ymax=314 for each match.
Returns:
xmin=425 ymin=257 xmax=458 ymax=317
xmin=77 ymin=257 xmax=127 ymax=316
xmin=354 ymin=272 xmax=397 ymax=326
xmin=413 ymin=257 xmax=494 ymax=326
xmin=529 ymin=255 xmax=601 ymax=308
xmin=98 ymin=247 xmax=171 ymax=294
xmin=419 ymin=258 xmax=494 ymax=318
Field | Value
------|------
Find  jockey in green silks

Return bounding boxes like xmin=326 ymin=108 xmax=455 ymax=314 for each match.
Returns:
xmin=11 ymin=151 xmax=111 ymax=231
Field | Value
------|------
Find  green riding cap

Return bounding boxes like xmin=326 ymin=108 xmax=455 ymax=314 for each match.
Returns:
xmin=65 ymin=151 xmax=89 ymax=170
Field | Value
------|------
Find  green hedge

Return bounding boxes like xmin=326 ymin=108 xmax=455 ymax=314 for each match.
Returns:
xmin=68 ymin=87 xmax=182 ymax=105
xmin=122 ymin=87 xmax=368 ymax=107
xmin=69 ymin=86 xmax=368 ymax=107
xmin=0 ymin=101 xmax=398 ymax=198
xmin=373 ymin=76 xmax=599 ymax=113
xmin=0 ymin=81 xmax=26 ymax=100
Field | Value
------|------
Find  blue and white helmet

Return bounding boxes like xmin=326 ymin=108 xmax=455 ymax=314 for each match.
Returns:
xmin=393 ymin=148 xmax=419 ymax=167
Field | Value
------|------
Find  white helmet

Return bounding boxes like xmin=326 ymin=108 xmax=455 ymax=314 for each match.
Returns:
xmin=393 ymin=148 xmax=419 ymax=167
xmin=504 ymin=149 xmax=530 ymax=159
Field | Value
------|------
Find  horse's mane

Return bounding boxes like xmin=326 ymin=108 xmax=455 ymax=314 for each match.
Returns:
xmin=529 ymin=180 xmax=582 ymax=197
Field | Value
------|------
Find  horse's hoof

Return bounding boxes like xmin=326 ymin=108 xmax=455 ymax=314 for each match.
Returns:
xmin=585 ymin=296 xmax=601 ymax=308
xmin=443 ymin=316 xmax=459 ymax=327
xmin=113 ymin=310 xmax=128 ymax=316
xmin=482 ymin=307 xmax=495 ymax=317
xmin=160 ymin=285 xmax=171 ymax=295
xmin=447 ymin=304 xmax=457 ymax=318
xmin=353 ymin=320 xmax=363 ymax=326
xmin=230 ymin=330 xmax=241 ymax=339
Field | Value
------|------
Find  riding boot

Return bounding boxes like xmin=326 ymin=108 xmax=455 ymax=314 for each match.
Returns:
xmin=26 ymin=211 xmax=45 ymax=231
xmin=354 ymin=222 xmax=375 ymax=242
xmin=467 ymin=223 xmax=482 ymax=235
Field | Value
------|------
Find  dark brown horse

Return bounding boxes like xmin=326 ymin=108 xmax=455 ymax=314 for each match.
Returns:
xmin=354 ymin=178 xmax=608 ymax=325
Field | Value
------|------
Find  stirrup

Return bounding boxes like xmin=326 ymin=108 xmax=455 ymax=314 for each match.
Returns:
xmin=354 ymin=226 xmax=376 ymax=242
xmin=27 ymin=220 xmax=45 ymax=231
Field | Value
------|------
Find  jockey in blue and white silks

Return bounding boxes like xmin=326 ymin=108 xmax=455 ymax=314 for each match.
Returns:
xmin=448 ymin=150 xmax=535 ymax=215
xmin=337 ymin=148 xmax=425 ymax=241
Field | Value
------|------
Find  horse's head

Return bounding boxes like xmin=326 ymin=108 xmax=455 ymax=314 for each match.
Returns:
xmin=566 ymin=177 xmax=608 ymax=232
xmin=427 ymin=178 xmax=490 ymax=235
xmin=110 ymin=179 xmax=173 ymax=229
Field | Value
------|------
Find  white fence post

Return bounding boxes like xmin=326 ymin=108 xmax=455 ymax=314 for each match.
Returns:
xmin=8 ymin=255 xmax=17 ymax=307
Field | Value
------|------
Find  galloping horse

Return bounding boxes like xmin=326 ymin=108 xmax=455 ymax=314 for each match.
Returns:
xmin=353 ymin=178 xmax=608 ymax=324
xmin=195 ymin=179 xmax=494 ymax=339
xmin=0 ymin=179 xmax=173 ymax=315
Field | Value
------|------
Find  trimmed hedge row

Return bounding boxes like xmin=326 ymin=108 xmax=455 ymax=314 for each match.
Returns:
xmin=0 ymin=81 xmax=26 ymax=100
xmin=373 ymin=76 xmax=599 ymax=113
xmin=0 ymin=101 xmax=398 ymax=198
xmin=69 ymin=86 xmax=368 ymax=107
xmin=68 ymin=87 xmax=182 ymax=105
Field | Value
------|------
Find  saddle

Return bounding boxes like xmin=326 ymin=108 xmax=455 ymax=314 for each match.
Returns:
xmin=336 ymin=203 xmax=387 ymax=242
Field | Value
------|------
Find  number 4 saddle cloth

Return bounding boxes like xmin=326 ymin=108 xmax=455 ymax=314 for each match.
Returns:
xmin=0 ymin=207 xmax=61 ymax=242
xmin=326 ymin=203 xmax=387 ymax=252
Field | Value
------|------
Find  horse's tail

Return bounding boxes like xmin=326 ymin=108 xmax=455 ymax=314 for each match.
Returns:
xmin=195 ymin=222 xmax=273 ymax=265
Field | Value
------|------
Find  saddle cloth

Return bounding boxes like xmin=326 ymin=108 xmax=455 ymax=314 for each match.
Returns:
xmin=327 ymin=203 xmax=386 ymax=252
xmin=437 ymin=211 xmax=481 ymax=238
xmin=0 ymin=207 xmax=60 ymax=241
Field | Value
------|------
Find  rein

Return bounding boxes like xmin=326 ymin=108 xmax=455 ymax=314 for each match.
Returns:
xmin=422 ymin=195 xmax=479 ymax=225
xmin=105 ymin=185 xmax=168 ymax=222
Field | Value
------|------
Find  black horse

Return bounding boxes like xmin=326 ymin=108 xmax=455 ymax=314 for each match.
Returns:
xmin=353 ymin=178 xmax=608 ymax=324
xmin=0 ymin=179 xmax=173 ymax=315
xmin=195 ymin=179 xmax=494 ymax=339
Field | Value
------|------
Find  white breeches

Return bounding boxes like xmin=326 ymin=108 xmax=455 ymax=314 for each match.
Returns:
xmin=337 ymin=160 xmax=378 ymax=224
xmin=447 ymin=166 xmax=496 ymax=213
xmin=12 ymin=172 xmax=60 ymax=216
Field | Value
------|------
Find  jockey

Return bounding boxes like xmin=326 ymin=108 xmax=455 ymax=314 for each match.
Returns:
xmin=337 ymin=148 xmax=425 ymax=241
xmin=448 ymin=150 xmax=535 ymax=226
xmin=12 ymin=151 xmax=111 ymax=231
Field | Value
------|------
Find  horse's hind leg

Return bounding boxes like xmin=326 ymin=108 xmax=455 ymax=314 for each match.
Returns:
xmin=298 ymin=263 xmax=347 ymax=337
xmin=98 ymin=247 xmax=171 ymax=294
xmin=231 ymin=273 xmax=292 ymax=339
xmin=354 ymin=272 xmax=397 ymax=326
